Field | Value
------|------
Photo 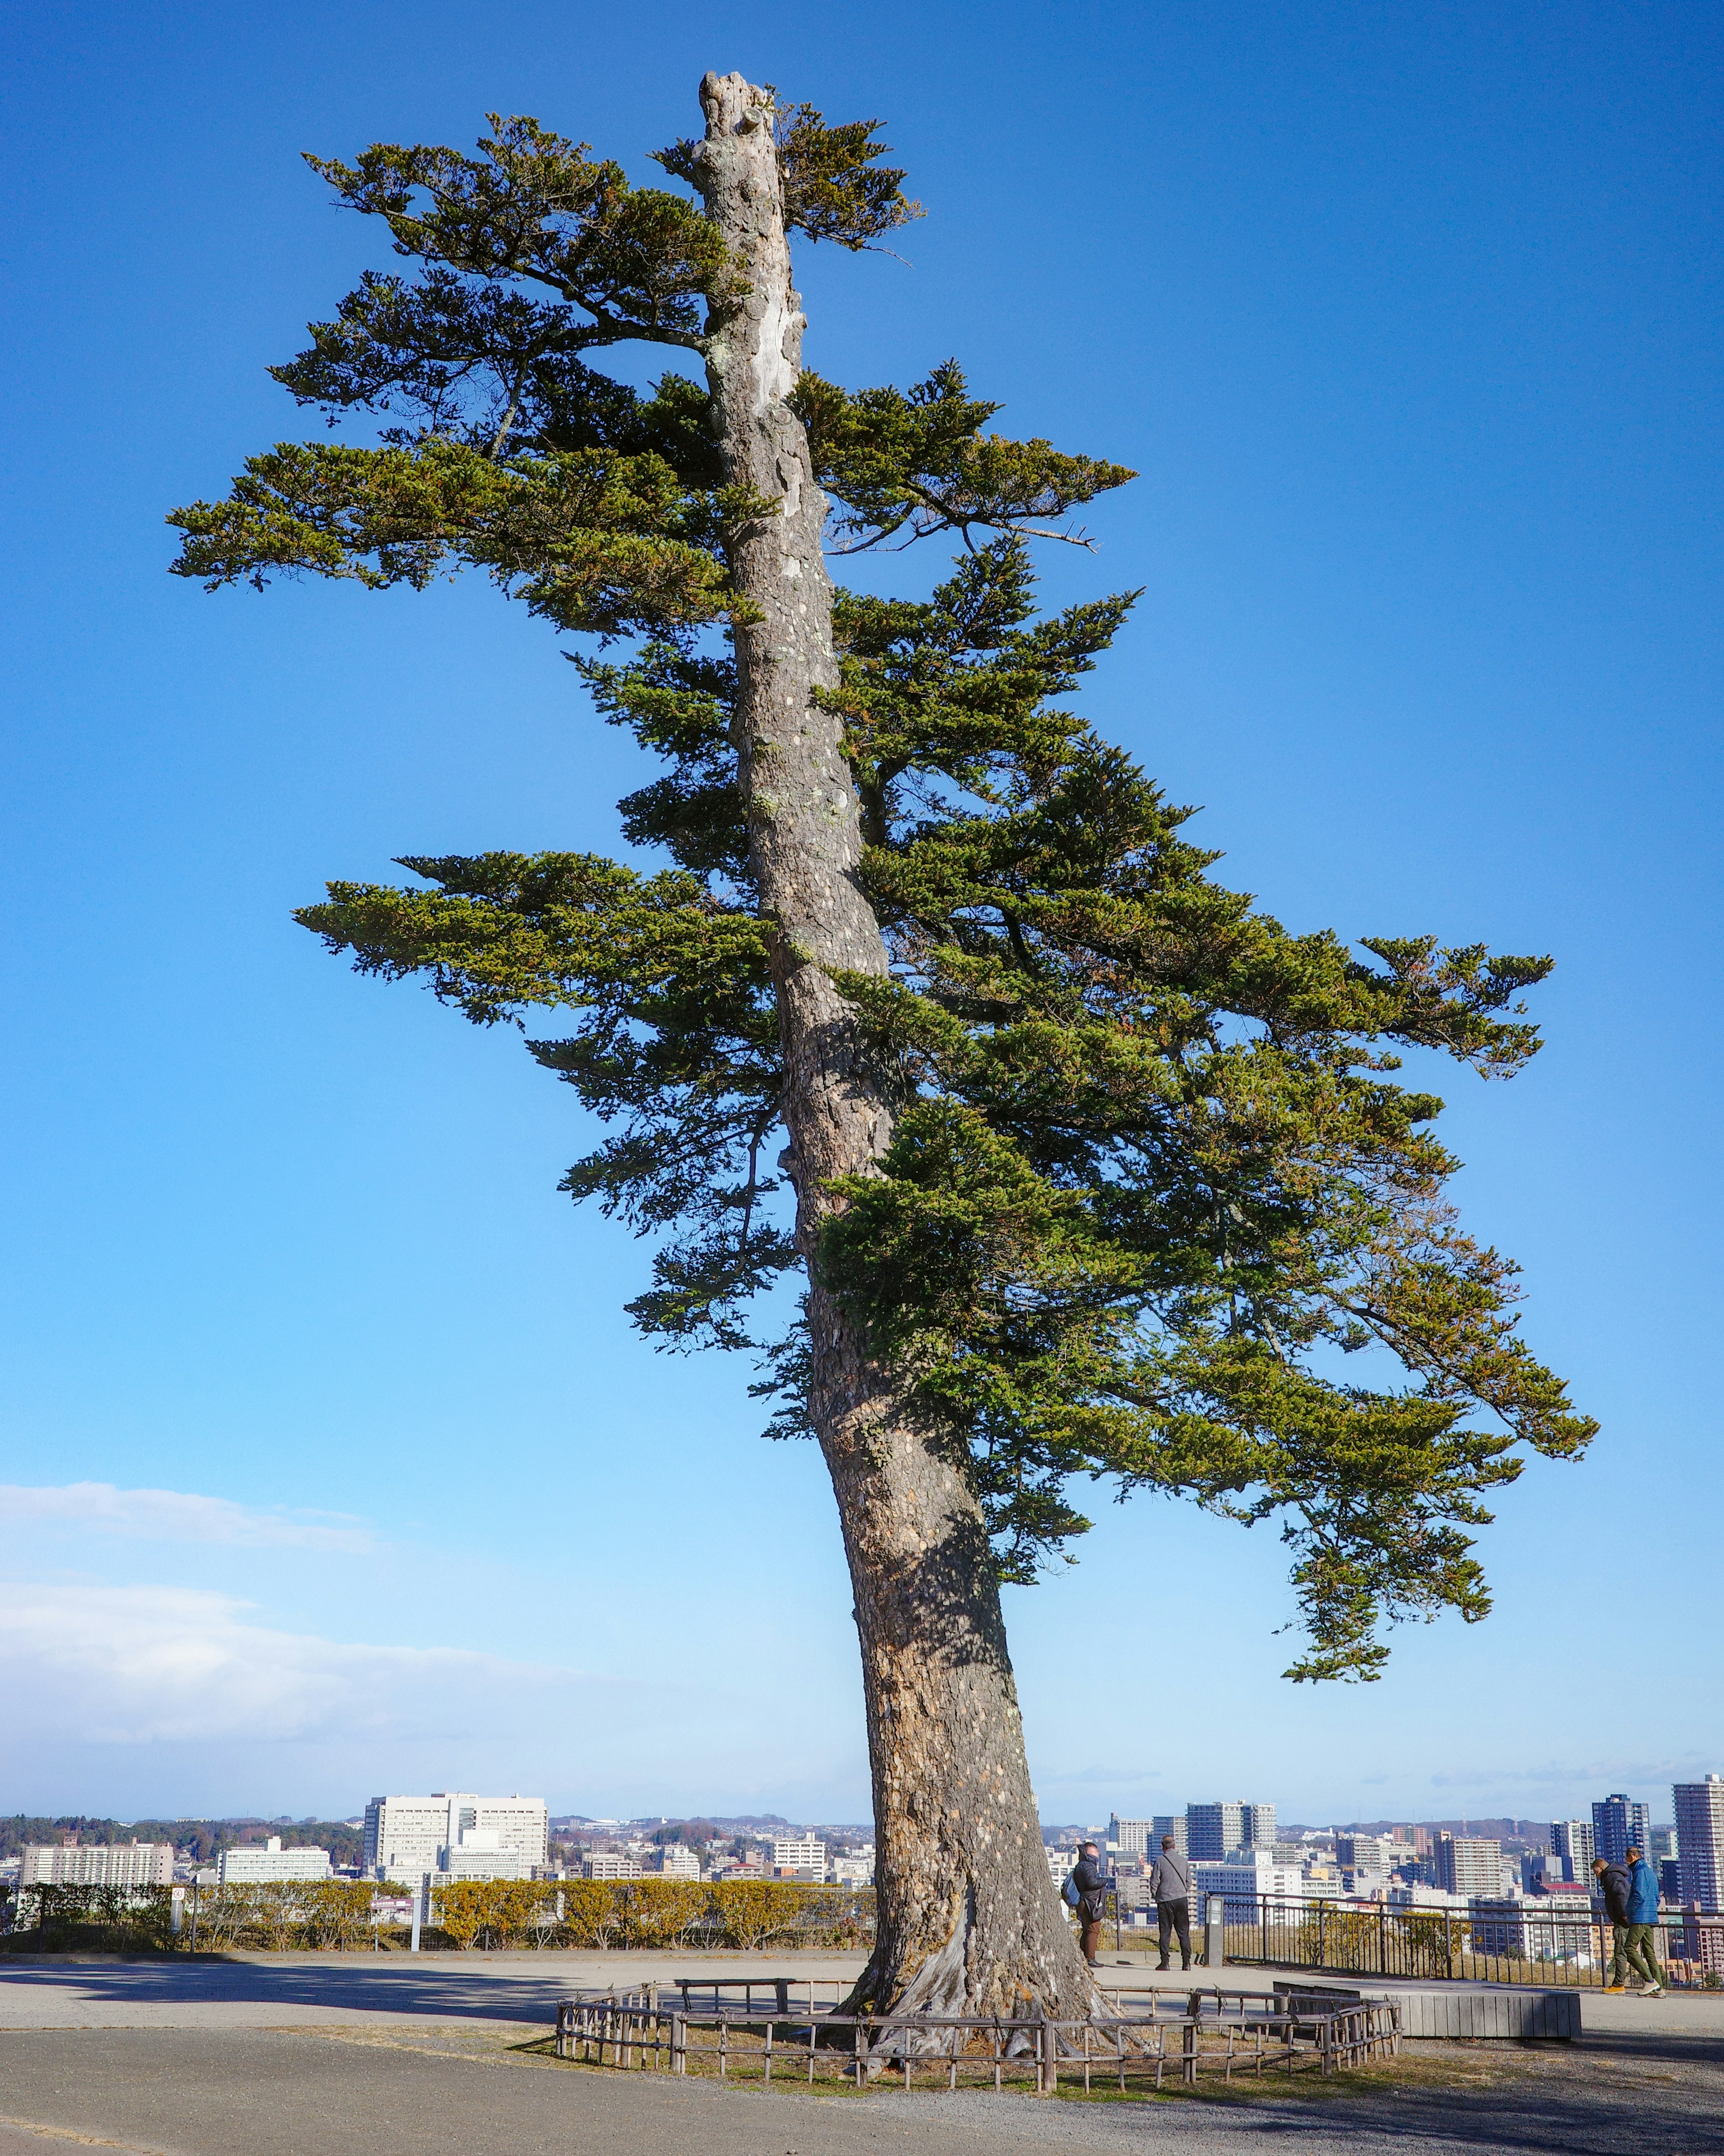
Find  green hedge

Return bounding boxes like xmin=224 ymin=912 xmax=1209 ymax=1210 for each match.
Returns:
xmin=0 ymin=1877 xmax=877 ymax=1953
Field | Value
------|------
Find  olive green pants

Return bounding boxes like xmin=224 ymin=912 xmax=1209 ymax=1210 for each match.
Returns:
xmin=1610 ymin=1923 xmax=1662 ymax=1987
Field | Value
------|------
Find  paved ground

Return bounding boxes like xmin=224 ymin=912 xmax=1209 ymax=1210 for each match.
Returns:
xmin=1 ymin=1956 xmax=1720 ymax=2155
xmin=2 ymin=2024 xmax=1724 ymax=2156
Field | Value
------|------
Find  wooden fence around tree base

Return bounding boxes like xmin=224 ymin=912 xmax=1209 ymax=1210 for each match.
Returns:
xmin=552 ymin=1987 xmax=1401 ymax=2093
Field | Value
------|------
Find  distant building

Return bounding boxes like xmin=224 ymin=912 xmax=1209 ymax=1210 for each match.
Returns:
xmin=1674 ymin=1777 xmax=1724 ymax=1913
xmin=1591 ymin=1794 xmax=1649 ymax=1868
xmin=584 ymin=1854 xmax=642 ymax=1880
xmin=219 ymin=1837 xmax=333 ymax=1885
xmin=1187 ymin=1802 xmax=1276 ymax=1861
xmin=1335 ymin=1835 xmax=1388 ymax=1874
xmin=1187 ymin=1805 xmax=1244 ymax=1861
xmin=20 ymin=1841 xmax=173 ymax=1887
xmin=1549 ymin=1820 xmax=1595 ymax=1884
xmin=831 ymin=1856 xmax=874 ymax=1887
xmin=1472 ymin=1896 xmax=1598 ymax=1960
xmin=1649 ymin=1825 xmax=1679 ymax=1865
xmin=1108 ymin=1816 xmax=1154 ymax=1855
xmin=363 ymin=1793 xmax=548 ymax=1882
xmin=1191 ymin=1854 xmax=1305 ymax=1920
xmin=442 ymin=1829 xmax=531 ymax=1881
xmin=1151 ymin=1815 xmax=1188 ymax=1856
xmin=650 ymin=1846 xmax=702 ymax=1880
xmin=1434 ymin=1836 xmax=1502 ymax=1900
xmin=770 ymin=1838 xmax=827 ymax=1878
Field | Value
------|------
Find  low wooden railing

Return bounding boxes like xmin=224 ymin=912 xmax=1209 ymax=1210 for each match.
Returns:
xmin=552 ymin=1984 xmax=1399 ymax=2092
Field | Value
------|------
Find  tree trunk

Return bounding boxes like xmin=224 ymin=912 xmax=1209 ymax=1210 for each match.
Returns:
xmin=692 ymin=71 xmax=1100 ymax=2027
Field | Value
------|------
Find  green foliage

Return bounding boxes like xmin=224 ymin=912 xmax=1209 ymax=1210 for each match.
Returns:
xmin=176 ymin=95 xmax=1593 ymax=1682
xmin=306 ymin=115 xmax=730 ymax=344
xmin=655 ymin=98 xmax=923 ymax=251
xmin=431 ymin=1878 xmax=871 ymax=1951
xmin=793 ymin=364 xmax=1136 ymax=551
xmin=3 ymin=1884 xmax=178 ymax=1953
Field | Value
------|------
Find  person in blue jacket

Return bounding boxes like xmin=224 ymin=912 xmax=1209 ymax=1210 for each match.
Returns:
xmin=1621 ymin=1845 xmax=1665 ymax=1995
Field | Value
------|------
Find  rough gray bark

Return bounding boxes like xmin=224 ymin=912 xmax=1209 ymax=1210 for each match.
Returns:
xmin=691 ymin=71 xmax=1100 ymax=2025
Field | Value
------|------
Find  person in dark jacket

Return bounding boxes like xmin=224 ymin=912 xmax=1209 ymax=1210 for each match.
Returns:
xmin=1622 ymin=1846 xmax=1664 ymax=1994
xmin=1148 ymin=1835 xmax=1194 ymax=1971
xmin=1071 ymin=1841 xmax=1111 ymax=1967
xmin=1592 ymin=1854 xmax=1657 ymax=1992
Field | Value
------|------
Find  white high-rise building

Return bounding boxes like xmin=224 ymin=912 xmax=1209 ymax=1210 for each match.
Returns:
xmin=1108 ymin=1816 xmax=1155 ymax=1855
xmin=1192 ymin=1853 xmax=1305 ymax=1920
xmin=1674 ymin=1776 xmax=1724 ymax=1913
xmin=219 ymin=1837 xmax=332 ymax=1884
xmin=1550 ymin=1820 xmax=1595 ymax=1883
xmin=20 ymin=1841 xmax=173 ymax=1887
xmin=362 ymin=1793 xmax=548 ymax=1882
xmin=1435 ymin=1836 xmax=1502 ymax=1899
xmin=770 ymin=1837 xmax=827 ymax=1876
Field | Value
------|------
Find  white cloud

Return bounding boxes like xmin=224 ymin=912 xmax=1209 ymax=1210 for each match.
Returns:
xmin=0 ymin=1581 xmax=624 ymax=1746
xmin=0 ymin=1481 xmax=374 ymax=1553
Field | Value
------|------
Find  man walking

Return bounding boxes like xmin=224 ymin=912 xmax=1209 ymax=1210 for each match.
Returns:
xmin=1071 ymin=1840 xmax=1112 ymax=1968
xmin=1149 ymin=1834 xmax=1194 ymax=1972
xmin=1622 ymin=1844 xmax=1665 ymax=1995
xmin=1592 ymin=1852 xmax=1654 ymax=1993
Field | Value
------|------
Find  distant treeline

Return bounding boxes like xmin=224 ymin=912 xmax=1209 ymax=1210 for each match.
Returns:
xmin=0 ymin=1817 xmax=365 ymax=1867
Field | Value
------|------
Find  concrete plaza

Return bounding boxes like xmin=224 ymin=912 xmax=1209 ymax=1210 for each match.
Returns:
xmin=0 ymin=1953 xmax=1720 ymax=2155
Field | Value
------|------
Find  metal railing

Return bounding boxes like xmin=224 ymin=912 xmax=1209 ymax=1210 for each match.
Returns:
xmin=552 ymin=1983 xmax=1399 ymax=2092
xmin=1218 ymin=1894 xmax=1724 ymax=1990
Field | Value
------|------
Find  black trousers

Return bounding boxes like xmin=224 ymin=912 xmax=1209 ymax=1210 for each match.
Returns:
xmin=1157 ymin=1897 xmax=1192 ymax=1967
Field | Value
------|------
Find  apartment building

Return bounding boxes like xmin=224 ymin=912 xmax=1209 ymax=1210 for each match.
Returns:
xmin=1591 ymin=1794 xmax=1649 ymax=1868
xmin=1549 ymin=1820 xmax=1596 ymax=1884
xmin=20 ymin=1841 xmax=173 ymax=1887
xmin=1674 ymin=1776 xmax=1724 ymax=1913
xmin=1434 ymin=1835 xmax=1503 ymax=1899
xmin=1186 ymin=1805 xmax=1244 ymax=1861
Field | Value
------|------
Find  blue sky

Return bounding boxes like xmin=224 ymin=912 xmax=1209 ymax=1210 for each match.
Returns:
xmin=2 ymin=0 xmax=1718 ymax=1832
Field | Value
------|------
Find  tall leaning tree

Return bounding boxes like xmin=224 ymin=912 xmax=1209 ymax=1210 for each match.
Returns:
xmin=171 ymin=72 xmax=1593 ymax=2022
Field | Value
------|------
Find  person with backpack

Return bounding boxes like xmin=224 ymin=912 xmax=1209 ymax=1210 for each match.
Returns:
xmin=1067 ymin=1840 xmax=1112 ymax=1966
xmin=1149 ymin=1834 xmax=1194 ymax=1971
